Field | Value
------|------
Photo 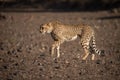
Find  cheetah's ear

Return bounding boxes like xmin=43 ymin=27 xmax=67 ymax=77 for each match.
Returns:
xmin=56 ymin=21 xmax=61 ymax=24
xmin=48 ymin=22 xmax=52 ymax=27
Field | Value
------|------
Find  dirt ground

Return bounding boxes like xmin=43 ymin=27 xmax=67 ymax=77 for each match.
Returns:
xmin=0 ymin=11 xmax=120 ymax=80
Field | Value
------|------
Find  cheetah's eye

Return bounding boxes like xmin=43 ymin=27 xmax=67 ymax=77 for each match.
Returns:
xmin=47 ymin=23 xmax=50 ymax=26
xmin=41 ymin=27 xmax=44 ymax=30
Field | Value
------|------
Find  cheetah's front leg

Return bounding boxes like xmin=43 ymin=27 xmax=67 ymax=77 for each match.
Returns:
xmin=51 ymin=40 xmax=63 ymax=58
xmin=56 ymin=46 xmax=60 ymax=58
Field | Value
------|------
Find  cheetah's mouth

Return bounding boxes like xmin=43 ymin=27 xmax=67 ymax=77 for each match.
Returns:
xmin=40 ymin=30 xmax=46 ymax=34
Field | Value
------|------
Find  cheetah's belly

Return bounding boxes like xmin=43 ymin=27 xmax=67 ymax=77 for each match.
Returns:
xmin=64 ymin=35 xmax=78 ymax=41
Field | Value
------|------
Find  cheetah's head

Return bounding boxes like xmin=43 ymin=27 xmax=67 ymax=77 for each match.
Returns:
xmin=40 ymin=22 xmax=53 ymax=34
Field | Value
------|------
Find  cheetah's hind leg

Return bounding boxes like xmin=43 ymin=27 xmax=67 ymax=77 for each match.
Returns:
xmin=82 ymin=47 xmax=90 ymax=60
xmin=80 ymin=33 xmax=92 ymax=60
xmin=89 ymin=46 xmax=95 ymax=60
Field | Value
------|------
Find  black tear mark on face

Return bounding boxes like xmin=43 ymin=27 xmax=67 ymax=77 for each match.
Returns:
xmin=40 ymin=24 xmax=44 ymax=33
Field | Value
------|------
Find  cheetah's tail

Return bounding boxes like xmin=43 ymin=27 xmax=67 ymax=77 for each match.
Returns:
xmin=91 ymin=35 xmax=104 ymax=55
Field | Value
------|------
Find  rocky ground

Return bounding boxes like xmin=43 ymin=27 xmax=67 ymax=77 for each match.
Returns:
xmin=0 ymin=11 xmax=120 ymax=80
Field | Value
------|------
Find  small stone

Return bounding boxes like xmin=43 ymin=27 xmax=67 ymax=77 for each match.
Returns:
xmin=0 ymin=14 xmax=6 ymax=20
xmin=17 ymin=48 xmax=22 ymax=52
xmin=49 ymin=76 xmax=52 ymax=79
xmin=65 ymin=60 xmax=69 ymax=64
xmin=0 ymin=47 xmax=4 ymax=50
xmin=14 ymin=63 xmax=18 ymax=66
xmin=7 ymin=78 xmax=12 ymax=80
xmin=81 ymin=60 xmax=86 ymax=63
xmin=20 ymin=59 xmax=24 ymax=63
xmin=79 ymin=72 xmax=82 ymax=75
xmin=115 ymin=50 xmax=119 ymax=53
xmin=109 ymin=60 xmax=113 ymax=64
xmin=100 ymin=50 xmax=105 ymax=57
xmin=0 ymin=42 xmax=7 ymax=51
xmin=67 ymin=76 xmax=70 ymax=78
xmin=54 ymin=58 xmax=58 ymax=63
xmin=40 ymin=53 xmax=45 ymax=57
xmin=3 ymin=65 xmax=7 ymax=69
xmin=7 ymin=51 xmax=11 ymax=55
xmin=11 ymin=49 xmax=17 ymax=54
xmin=39 ymin=68 xmax=43 ymax=71
xmin=54 ymin=66 xmax=60 ymax=69
xmin=96 ymin=60 xmax=101 ymax=64
xmin=13 ymin=72 xmax=17 ymax=76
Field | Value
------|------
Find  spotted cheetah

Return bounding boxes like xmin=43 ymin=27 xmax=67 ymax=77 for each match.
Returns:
xmin=40 ymin=21 xmax=103 ymax=60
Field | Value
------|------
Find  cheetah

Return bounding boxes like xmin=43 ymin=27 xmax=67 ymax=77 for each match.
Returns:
xmin=40 ymin=21 xmax=103 ymax=60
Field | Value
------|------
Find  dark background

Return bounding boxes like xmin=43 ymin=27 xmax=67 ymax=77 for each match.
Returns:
xmin=0 ymin=0 xmax=120 ymax=11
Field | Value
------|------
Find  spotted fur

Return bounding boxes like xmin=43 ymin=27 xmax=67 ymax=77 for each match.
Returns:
xmin=40 ymin=21 xmax=102 ymax=60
